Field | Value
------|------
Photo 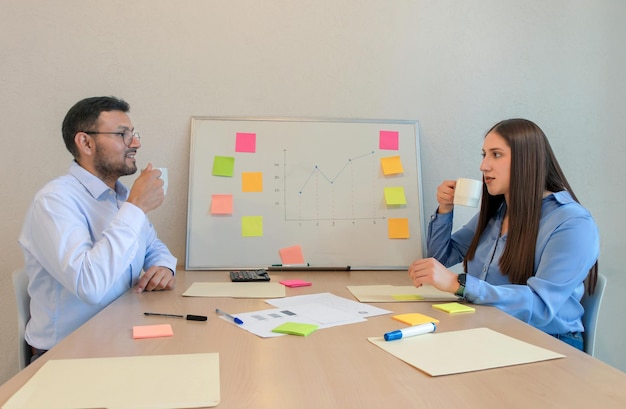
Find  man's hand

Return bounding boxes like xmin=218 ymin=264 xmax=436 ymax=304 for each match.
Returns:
xmin=127 ymin=163 xmax=165 ymax=213
xmin=135 ymin=265 xmax=176 ymax=293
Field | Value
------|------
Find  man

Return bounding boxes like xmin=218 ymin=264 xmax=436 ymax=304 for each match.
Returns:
xmin=19 ymin=96 xmax=177 ymax=360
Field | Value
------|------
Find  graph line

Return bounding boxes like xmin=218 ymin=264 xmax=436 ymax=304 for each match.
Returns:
xmin=298 ymin=151 xmax=375 ymax=194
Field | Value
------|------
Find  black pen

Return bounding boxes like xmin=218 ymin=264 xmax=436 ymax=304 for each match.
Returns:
xmin=144 ymin=312 xmax=208 ymax=321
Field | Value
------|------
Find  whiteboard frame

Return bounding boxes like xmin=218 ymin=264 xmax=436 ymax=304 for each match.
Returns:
xmin=185 ymin=117 xmax=425 ymax=270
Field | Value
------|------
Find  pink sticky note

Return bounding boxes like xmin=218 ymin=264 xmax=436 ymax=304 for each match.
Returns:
xmin=236 ymin=132 xmax=257 ymax=153
xmin=280 ymin=279 xmax=312 ymax=288
xmin=379 ymin=130 xmax=399 ymax=150
xmin=210 ymin=194 xmax=233 ymax=215
xmin=279 ymin=245 xmax=305 ymax=265
xmin=132 ymin=324 xmax=174 ymax=339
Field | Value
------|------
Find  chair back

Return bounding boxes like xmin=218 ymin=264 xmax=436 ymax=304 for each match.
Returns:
xmin=581 ymin=273 xmax=607 ymax=356
xmin=12 ymin=268 xmax=31 ymax=369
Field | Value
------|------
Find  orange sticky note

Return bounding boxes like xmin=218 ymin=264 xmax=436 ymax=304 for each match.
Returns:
xmin=132 ymin=324 xmax=174 ymax=339
xmin=388 ymin=218 xmax=410 ymax=239
xmin=392 ymin=313 xmax=440 ymax=326
xmin=242 ymin=172 xmax=263 ymax=192
xmin=380 ymin=156 xmax=404 ymax=176
xmin=279 ymin=245 xmax=305 ymax=265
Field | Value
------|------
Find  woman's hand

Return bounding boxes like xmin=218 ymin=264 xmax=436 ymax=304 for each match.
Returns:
xmin=408 ymin=257 xmax=460 ymax=294
xmin=436 ymin=180 xmax=457 ymax=214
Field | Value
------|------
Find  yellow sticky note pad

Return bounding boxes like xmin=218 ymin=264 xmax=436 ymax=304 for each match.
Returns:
xmin=242 ymin=216 xmax=263 ymax=237
xmin=380 ymin=155 xmax=404 ymax=175
xmin=392 ymin=313 xmax=440 ymax=326
xmin=392 ymin=294 xmax=423 ymax=301
xmin=432 ymin=302 xmax=476 ymax=314
xmin=272 ymin=322 xmax=318 ymax=336
xmin=384 ymin=186 xmax=407 ymax=206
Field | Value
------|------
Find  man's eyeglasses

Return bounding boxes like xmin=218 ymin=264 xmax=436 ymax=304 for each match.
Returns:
xmin=83 ymin=129 xmax=141 ymax=146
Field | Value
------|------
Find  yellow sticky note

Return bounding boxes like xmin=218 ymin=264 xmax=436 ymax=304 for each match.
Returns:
xmin=272 ymin=322 xmax=318 ymax=336
xmin=432 ymin=302 xmax=476 ymax=314
xmin=210 ymin=194 xmax=233 ymax=215
xmin=380 ymin=155 xmax=404 ymax=175
xmin=392 ymin=294 xmax=423 ymax=301
xmin=132 ymin=324 xmax=174 ymax=339
xmin=212 ymin=156 xmax=235 ymax=177
xmin=242 ymin=215 xmax=263 ymax=237
xmin=388 ymin=218 xmax=410 ymax=239
xmin=242 ymin=172 xmax=263 ymax=192
xmin=384 ymin=186 xmax=407 ymax=206
xmin=392 ymin=313 xmax=440 ymax=326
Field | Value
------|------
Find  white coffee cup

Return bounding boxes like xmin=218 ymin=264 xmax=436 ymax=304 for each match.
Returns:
xmin=454 ymin=178 xmax=482 ymax=207
xmin=156 ymin=168 xmax=168 ymax=195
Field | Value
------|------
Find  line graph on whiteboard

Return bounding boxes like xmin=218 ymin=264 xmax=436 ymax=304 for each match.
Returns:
xmin=276 ymin=148 xmax=387 ymax=223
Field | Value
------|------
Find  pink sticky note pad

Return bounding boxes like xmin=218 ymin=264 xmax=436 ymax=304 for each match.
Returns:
xmin=132 ymin=324 xmax=174 ymax=339
xmin=279 ymin=279 xmax=312 ymax=288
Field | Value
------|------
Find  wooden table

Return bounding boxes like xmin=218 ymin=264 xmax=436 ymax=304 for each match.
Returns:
xmin=2 ymin=270 xmax=625 ymax=408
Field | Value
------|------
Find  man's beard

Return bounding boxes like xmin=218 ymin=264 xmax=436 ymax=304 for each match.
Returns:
xmin=93 ymin=147 xmax=138 ymax=181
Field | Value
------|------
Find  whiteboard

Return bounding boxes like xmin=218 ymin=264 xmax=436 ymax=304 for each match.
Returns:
xmin=186 ymin=117 xmax=424 ymax=270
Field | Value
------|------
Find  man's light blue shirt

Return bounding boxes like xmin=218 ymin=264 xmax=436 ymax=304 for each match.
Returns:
xmin=427 ymin=191 xmax=599 ymax=335
xmin=19 ymin=162 xmax=177 ymax=350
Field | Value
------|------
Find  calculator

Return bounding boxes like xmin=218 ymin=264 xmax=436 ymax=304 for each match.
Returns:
xmin=230 ymin=269 xmax=271 ymax=282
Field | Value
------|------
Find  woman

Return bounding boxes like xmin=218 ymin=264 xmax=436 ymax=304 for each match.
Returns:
xmin=409 ymin=118 xmax=599 ymax=350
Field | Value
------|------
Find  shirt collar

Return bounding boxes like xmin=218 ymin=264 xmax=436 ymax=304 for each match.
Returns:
xmin=69 ymin=161 xmax=129 ymax=200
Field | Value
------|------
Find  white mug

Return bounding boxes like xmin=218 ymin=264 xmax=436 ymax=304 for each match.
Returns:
xmin=454 ymin=178 xmax=482 ymax=207
xmin=156 ymin=168 xmax=168 ymax=195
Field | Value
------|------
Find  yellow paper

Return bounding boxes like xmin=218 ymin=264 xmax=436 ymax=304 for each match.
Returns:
xmin=432 ymin=302 xmax=476 ymax=314
xmin=392 ymin=313 xmax=439 ymax=326
xmin=2 ymin=353 xmax=220 ymax=408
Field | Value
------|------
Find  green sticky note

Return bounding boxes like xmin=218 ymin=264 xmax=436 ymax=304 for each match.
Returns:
xmin=272 ymin=322 xmax=318 ymax=336
xmin=212 ymin=156 xmax=235 ymax=177
xmin=432 ymin=302 xmax=476 ymax=314
xmin=392 ymin=294 xmax=424 ymax=301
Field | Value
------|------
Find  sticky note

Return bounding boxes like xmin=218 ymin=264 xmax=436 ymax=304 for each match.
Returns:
xmin=392 ymin=313 xmax=440 ymax=326
xmin=280 ymin=280 xmax=312 ymax=288
xmin=242 ymin=172 xmax=263 ymax=192
xmin=272 ymin=322 xmax=318 ymax=336
xmin=212 ymin=156 xmax=235 ymax=177
xmin=210 ymin=194 xmax=233 ymax=215
xmin=384 ymin=186 xmax=407 ymax=206
xmin=388 ymin=218 xmax=410 ymax=239
xmin=132 ymin=324 xmax=174 ymax=339
xmin=379 ymin=130 xmax=399 ymax=150
xmin=391 ymin=294 xmax=423 ymax=301
xmin=432 ymin=302 xmax=476 ymax=314
xmin=380 ymin=156 xmax=404 ymax=175
xmin=279 ymin=245 xmax=305 ymax=265
xmin=235 ymin=132 xmax=256 ymax=153
xmin=242 ymin=216 xmax=263 ymax=237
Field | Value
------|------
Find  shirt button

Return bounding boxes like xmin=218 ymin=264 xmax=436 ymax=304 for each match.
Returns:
xmin=483 ymin=267 xmax=487 ymax=273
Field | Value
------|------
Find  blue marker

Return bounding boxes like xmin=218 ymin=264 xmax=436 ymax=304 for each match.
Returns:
xmin=383 ymin=322 xmax=436 ymax=341
xmin=215 ymin=308 xmax=244 ymax=325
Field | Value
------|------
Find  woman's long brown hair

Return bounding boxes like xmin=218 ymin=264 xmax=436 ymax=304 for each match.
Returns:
xmin=462 ymin=119 xmax=598 ymax=294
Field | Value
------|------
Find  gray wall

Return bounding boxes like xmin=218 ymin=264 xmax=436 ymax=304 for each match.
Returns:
xmin=1 ymin=0 xmax=624 ymax=384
